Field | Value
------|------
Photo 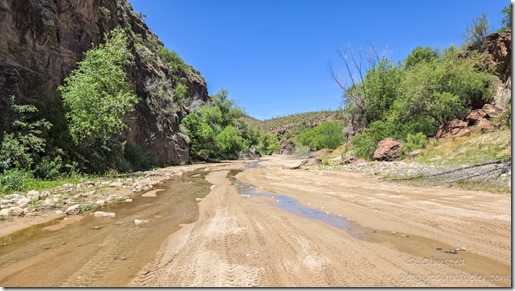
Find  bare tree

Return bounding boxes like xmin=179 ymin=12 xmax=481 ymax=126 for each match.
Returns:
xmin=328 ymin=45 xmax=388 ymax=139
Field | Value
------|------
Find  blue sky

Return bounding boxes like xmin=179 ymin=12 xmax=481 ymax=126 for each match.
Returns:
xmin=128 ymin=0 xmax=508 ymax=120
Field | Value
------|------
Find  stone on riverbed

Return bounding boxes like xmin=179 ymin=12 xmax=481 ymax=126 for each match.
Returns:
xmin=66 ymin=204 xmax=81 ymax=215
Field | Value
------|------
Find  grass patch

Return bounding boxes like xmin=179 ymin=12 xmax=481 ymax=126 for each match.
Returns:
xmin=408 ymin=129 xmax=511 ymax=166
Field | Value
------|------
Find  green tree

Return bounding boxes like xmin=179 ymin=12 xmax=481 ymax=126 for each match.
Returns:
xmin=501 ymin=5 xmax=512 ymax=29
xmin=0 ymin=97 xmax=52 ymax=172
xmin=404 ymin=46 xmax=438 ymax=69
xmin=396 ymin=47 xmax=494 ymax=135
xmin=58 ymin=27 xmax=138 ymax=144
xmin=464 ymin=12 xmax=490 ymax=50
xmin=215 ymin=125 xmax=246 ymax=155
xmin=181 ymin=89 xmax=276 ymax=160
xmin=361 ymin=57 xmax=404 ymax=123
xmin=297 ymin=121 xmax=344 ymax=151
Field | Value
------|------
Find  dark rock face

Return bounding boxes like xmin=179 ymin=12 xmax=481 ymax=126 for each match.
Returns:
xmin=0 ymin=0 xmax=209 ymax=165
xmin=373 ymin=138 xmax=404 ymax=161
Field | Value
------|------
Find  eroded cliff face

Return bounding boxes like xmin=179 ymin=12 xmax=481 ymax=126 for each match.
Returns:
xmin=467 ymin=28 xmax=512 ymax=108
xmin=0 ymin=0 xmax=209 ymax=165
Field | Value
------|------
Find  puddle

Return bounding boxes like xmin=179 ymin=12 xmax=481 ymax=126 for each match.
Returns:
xmin=245 ymin=160 xmax=267 ymax=169
xmin=236 ymin=180 xmax=367 ymax=240
xmin=229 ymin=171 xmax=511 ymax=285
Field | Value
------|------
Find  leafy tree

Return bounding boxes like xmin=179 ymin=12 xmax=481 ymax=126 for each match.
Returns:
xmin=58 ymin=27 xmax=138 ymax=144
xmin=396 ymin=47 xmax=494 ymax=135
xmin=361 ymin=57 xmax=404 ymax=123
xmin=181 ymin=89 xmax=277 ymax=160
xmin=215 ymin=125 xmax=246 ymax=155
xmin=501 ymin=5 xmax=512 ymax=29
xmin=297 ymin=121 xmax=344 ymax=151
xmin=464 ymin=12 xmax=490 ymax=50
xmin=0 ymin=97 xmax=52 ymax=172
xmin=404 ymin=46 xmax=438 ymax=69
xmin=330 ymin=47 xmax=403 ymax=130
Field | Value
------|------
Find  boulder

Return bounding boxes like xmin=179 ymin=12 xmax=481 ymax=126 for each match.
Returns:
xmin=373 ymin=138 xmax=404 ymax=161
xmin=477 ymin=118 xmax=494 ymax=132
xmin=306 ymin=157 xmax=322 ymax=166
xmin=435 ymin=119 xmax=471 ymax=139
xmin=26 ymin=190 xmax=41 ymax=201
xmin=65 ymin=204 xmax=81 ymax=215
xmin=482 ymin=104 xmax=503 ymax=117
xmin=466 ymin=109 xmax=487 ymax=125
xmin=17 ymin=197 xmax=31 ymax=206
xmin=9 ymin=207 xmax=24 ymax=216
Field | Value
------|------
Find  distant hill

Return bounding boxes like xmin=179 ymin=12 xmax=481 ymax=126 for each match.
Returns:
xmin=242 ymin=110 xmax=346 ymax=154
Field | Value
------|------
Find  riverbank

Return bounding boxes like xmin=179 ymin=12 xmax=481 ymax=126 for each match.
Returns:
xmin=0 ymin=163 xmax=210 ymax=238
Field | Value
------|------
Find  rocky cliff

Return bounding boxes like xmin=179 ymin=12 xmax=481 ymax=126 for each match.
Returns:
xmin=0 ymin=0 xmax=209 ymax=165
xmin=467 ymin=28 xmax=512 ymax=108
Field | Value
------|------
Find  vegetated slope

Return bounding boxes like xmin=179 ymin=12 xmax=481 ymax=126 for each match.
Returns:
xmin=261 ymin=110 xmax=346 ymax=154
xmin=0 ymin=0 xmax=208 ymax=166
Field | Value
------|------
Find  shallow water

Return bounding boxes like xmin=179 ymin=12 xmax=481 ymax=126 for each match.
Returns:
xmin=0 ymin=172 xmax=211 ymax=287
xmin=233 ymin=170 xmax=367 ymax=240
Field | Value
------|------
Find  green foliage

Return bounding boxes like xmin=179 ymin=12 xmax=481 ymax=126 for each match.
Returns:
xmin=80 ymin=204 xmax=94 ymax=213
xmin=181 ymin=89 xmax=277 ymax=160
xmin=350 ymin=120 xmax=398 ymax=159
xmin=256 ymin=130 xmax=280 ymax=155
xmin=123 ymin=143 xmax=156 ymax=171
xmin=361 ymin=58 xmax=404 ymax=123
xmin=59 ymin=27 xmax=138 ymax=144
xmin=34 ymin=155 xmax=63 ymax=180
xmin=0 ymin=97 xmax=52 ymax=172
xmin=396 ymin=47 xmax=494 ymax=134
xmin=401 ymin=132 xmax=428 ymax=154
xmin=173 ymin=83 xmax=188 ymax=103
xmin=501 ymin=5 xmax=512 ymax=29
xmin=404 ymin=46 xmax=438 ymax=69
xmin=159 ymin=47 xmax=191 ymax=74
xmin=464 ymin=12 xmax=490 ymax=49
xmin=0 ymin=169 xmax=32 ymax=192
xmin=296 ymin=121 xmax=344 ymax=151
xmin=215 ymin=125 xmax=246 ymax=156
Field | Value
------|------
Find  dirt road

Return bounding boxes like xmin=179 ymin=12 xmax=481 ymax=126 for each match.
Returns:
xmin=0 ymin=155 xmax=511 ymax=287
xmin=131 ymin=156 xmax=511 ymax=287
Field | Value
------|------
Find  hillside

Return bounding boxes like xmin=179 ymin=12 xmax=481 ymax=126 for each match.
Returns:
xmin=243 ymin=110 xmax=346 ymax=154
xmin=0 ymin=0 xmax=208 ymax=167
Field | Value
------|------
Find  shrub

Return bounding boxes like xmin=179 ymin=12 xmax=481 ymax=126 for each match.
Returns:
xmin=124 ymin=143 xmax=155 ymax=171
xmin=0 ymin=97 xmax=52 ymax=172
xmin=297 ymin=121 xmax=344 ymax=151
xmin=350 ymin=120 xmax=399 ymax=160
xmin=34 ymin=155 xmax=63 ymax=179
xmin=0 ymin=169 xmax=32 ymax=192
xmin=401 ymin=132 xmax=428 ymax=155
xmin=215 ymin=125 xmax=246 ymax=156
xmin=58 ymin=27 xmax=138 ymax=144
xmin=464 ymin=12 xmax=490 ymax=50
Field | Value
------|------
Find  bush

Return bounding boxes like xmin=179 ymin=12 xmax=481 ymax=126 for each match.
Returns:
xmin=350 ymin=120 xmax=399 ymax=160
xmin=124 ymin=143 xmax=155 ymax=171
xmin=58 ymin=27 xmax=138 ymax=144
xmin=464 ymin=12 xmax=490 ymax=49
xmin=0 ymin=97 xmax=52 ymax=172
xmin=0 ymin=169 xmax=32 ymax=192
xmin=401 ymin=132 xmax=428 ymax=155
xmin=297 ymin=121 xmax=344 ymax=151
xmin=396 ymin=47 xmax=494 ymax=135
xmin=215 ymin=125 xmax=246 ymax=156
xmin=34 ymin=155 xmax=63 ymax=179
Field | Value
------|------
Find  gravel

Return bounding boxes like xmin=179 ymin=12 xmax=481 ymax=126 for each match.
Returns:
xmin=0 ymin=168 xmax=189 ymax=219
